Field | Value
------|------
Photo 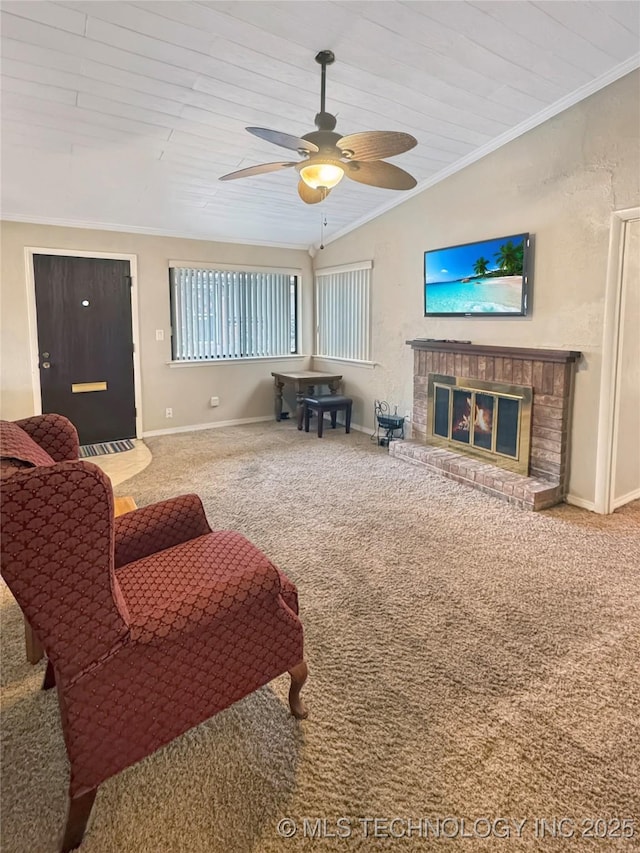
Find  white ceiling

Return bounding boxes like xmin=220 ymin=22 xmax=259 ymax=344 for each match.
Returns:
xmin=1 ymin=1 xmax=638 ymax=249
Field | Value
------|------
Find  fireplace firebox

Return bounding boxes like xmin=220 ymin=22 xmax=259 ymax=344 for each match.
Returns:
xmin=428 ymin=374 xmax=532 ymax=475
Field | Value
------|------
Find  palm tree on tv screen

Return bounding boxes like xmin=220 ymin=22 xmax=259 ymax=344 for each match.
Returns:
xmin=473 ymin=257 xmax=490 ymax=276
xmin=495 ymin=240 xmax=524 ymax=275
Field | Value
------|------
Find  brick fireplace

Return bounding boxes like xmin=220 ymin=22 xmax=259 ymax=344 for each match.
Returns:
xmin=390 ymin=341 xmax=581 ymax=510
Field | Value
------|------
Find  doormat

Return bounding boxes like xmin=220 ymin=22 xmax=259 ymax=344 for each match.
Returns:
xmin=79 ymin=439 xmax=136 ymax=458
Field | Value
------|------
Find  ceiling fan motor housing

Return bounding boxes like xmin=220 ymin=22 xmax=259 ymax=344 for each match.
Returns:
xmin=301 ymin=129 xmax=342 ymax=153
xmin=314 ymin=111 xmax=337 ymax=132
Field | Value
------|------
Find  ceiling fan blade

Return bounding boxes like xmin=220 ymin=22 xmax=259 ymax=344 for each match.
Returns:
xmin=219 ymin=162 xmax=297 ymax=181
xmin=246 ymin=127 xmax=319 ymax=154
xmin=337 ymin=131 xmax=417 ymax=161
xmin=297 ymin=181 xmax=331 ymax=204
xmin=344 ymin=160 xmax=417 ymax=190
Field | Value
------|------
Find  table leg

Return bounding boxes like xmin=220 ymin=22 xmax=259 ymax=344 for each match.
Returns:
xmin=297 ymin=384 xmax=316 ymax=430
xmin=328 ymin=380 xmax=340 ymax=395
xmin=274 ymin=379 xmax=284 ymax=421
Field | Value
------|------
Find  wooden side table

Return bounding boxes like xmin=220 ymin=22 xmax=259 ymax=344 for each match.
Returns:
xmin=271 ymin=370 xmax=343 ymax=429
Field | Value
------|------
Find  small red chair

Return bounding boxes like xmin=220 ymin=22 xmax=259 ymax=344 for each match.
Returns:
xmin=1 ymin=416 xmax=307 ymax=851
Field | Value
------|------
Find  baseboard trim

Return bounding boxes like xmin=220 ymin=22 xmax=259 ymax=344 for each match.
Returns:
xmin=349 ymin=421 xmax=369 ymax=435
xmin=565 ymin=494 xmax=597 ymax=512
xmin=316 ymin=420 xmax=371 ymax=435
xmin=143 ymin=415 xmax=273 ymax=437
xmin=144 ymin=416 xmax=372 ymax=438
xmin=566 ymin=489 xmax=639 ymax=513
xmin=612 ymin=487 xmax=640 ymax=509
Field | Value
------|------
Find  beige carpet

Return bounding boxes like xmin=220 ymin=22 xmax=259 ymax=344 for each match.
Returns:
xmin=2 ymin=422 xmax=639 ymax=852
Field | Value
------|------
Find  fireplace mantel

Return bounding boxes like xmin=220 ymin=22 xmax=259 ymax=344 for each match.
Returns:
xmin=407 ymin=340 xmax=581 ymax=364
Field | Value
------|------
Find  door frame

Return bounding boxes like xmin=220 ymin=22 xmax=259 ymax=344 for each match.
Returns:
xmin=24 ymin=247 xmax=142 ymax=440
xmin=594 ymin=206 xmax=640 ymax=514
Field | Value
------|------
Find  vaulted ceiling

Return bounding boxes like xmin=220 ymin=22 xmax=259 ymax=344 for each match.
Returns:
xmin=1 ymin=1 xmax=638 ymax=248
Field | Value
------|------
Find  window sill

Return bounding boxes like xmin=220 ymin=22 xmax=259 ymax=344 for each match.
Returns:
xmin=167 ymin=355 xmax=307 ymax=368
xmin=312 ymin=356 xmax=377 ymax=369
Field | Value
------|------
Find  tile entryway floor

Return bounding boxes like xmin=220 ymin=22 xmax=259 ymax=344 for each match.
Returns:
xmin=90 ymin=439 xmax=151 ymax=487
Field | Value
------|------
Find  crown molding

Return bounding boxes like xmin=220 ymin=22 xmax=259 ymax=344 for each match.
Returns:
xmin=0 ymin=214 xmax=308 ymax=251
xmin=317 ymin=55 xmax=640 ymax=250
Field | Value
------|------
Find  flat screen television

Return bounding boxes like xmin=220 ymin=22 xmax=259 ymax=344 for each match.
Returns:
xmin=424 ymin=233 xmax=530 ymax=317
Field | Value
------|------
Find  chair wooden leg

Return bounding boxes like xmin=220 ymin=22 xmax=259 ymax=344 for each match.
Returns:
xmin=60 ymin=788 xmax=97 ymax=852
xmin=42 ymin=660 xmax=56 ymax=690
xmin=24 ymin=617 xmax=44 ymax=664
xmin=345 ymin=403 xmax=352 ymax=434
xmin=288 ymin=660 xmax=309 ymax=720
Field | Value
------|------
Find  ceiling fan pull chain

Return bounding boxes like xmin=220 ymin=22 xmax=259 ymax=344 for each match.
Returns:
xmin=320 ymin=215 xmax=327 ymax=250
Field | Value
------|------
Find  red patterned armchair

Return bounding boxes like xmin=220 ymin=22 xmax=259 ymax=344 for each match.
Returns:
xmin=1 ymin=415 xmax=307 ymax=851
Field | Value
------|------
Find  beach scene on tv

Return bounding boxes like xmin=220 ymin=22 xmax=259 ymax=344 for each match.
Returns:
xmin=425 ymin=234 xmax=527 ymax=315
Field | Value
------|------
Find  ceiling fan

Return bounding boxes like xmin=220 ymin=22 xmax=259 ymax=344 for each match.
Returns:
xmin=219 ymin=50 xmax=418 ymax=204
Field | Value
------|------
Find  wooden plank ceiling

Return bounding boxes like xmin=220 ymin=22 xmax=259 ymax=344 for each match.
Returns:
xmin=1 ymin=1 xmax=638 ymax=248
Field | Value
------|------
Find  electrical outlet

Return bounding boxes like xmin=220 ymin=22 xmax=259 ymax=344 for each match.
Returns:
xmin=155 ymin=329 xmax=164 ymax=341
xmin=165 ymin=407 xmax=173 ymax=418
xmin=210 ymin=396 xmax=219 ymax=407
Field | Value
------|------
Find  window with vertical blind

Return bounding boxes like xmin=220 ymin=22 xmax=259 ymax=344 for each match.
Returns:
xmin=169 ymin=266 xmax=298 ymax=361
xmin=315 ymin=261 xmax=372 ymax=362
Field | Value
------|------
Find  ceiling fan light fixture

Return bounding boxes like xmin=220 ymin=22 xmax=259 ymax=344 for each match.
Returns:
xmin=299 ymin=161 xmax=344 ymax=190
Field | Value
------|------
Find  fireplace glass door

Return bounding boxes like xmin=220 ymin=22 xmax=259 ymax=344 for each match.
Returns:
xmin=427 ymin=374 xmax=532 ymax=475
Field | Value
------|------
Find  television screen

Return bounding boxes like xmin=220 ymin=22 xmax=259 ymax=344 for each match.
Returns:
xmin=424 ymin=233 xmax=530 ymax=316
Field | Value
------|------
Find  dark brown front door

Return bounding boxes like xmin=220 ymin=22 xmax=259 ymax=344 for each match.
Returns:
xmin=33 ymin=254 xmax=136 ymax=445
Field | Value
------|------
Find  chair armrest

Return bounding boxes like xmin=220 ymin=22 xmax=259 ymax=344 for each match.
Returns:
xmin=114 ymin=494 xmax=212 ymax=568
xmin=15 ymin=414 xmax=79 ymax=461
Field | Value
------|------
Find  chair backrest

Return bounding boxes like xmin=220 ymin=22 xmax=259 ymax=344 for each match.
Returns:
xmin=1 ymin=461 xmax=130 ymax=682
xmin=14 ymin=413 xmax=79 ymax=463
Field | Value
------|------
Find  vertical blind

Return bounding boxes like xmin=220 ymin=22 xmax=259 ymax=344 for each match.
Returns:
xmin=315 ymin=263 xmax=372 ymax=361
xmin=170 ymin=267 xmax=297 ymax=360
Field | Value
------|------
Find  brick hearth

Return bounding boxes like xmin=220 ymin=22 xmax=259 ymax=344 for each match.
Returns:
xmin=391 ymin=341 xmax=581 ymax=510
